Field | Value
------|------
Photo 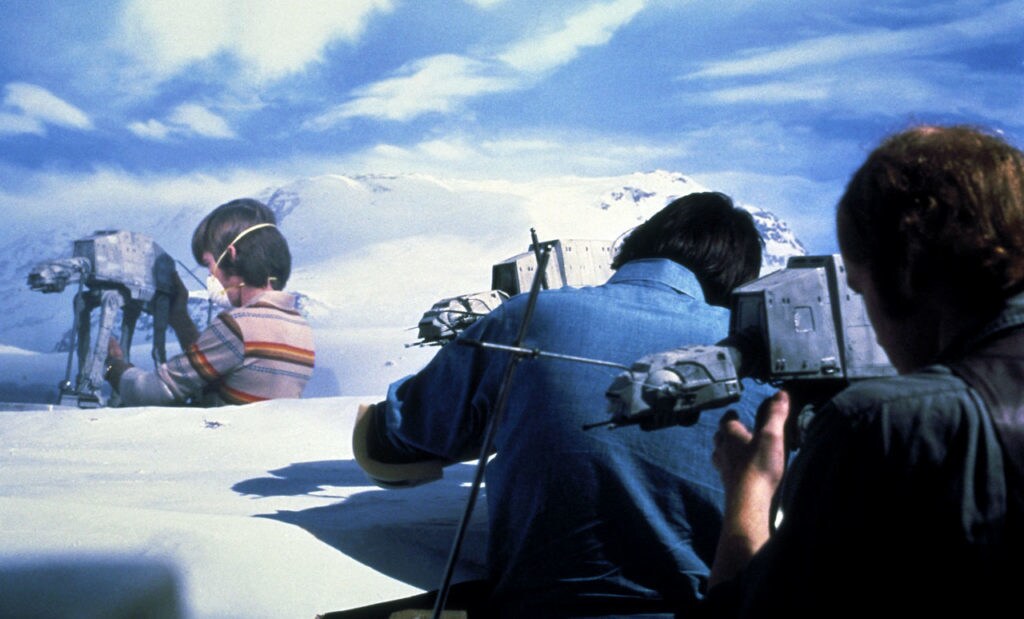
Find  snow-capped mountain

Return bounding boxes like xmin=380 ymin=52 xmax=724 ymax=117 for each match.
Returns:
xmin=0 ymin=170 xmax=805 ymax=400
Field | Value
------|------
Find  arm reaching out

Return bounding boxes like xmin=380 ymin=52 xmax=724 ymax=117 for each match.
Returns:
xmin=169 ymin=271 xmax=200 ymax=349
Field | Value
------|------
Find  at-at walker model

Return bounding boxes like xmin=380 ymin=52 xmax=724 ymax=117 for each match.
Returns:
xmin=414 ymin=229 xmax=615 ymax=345
xmin=27 ymin=230 xmax=177 ymax=407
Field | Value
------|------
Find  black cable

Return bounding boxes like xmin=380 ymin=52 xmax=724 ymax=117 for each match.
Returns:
xmin=175 ymin=259 xmax=212 ymax=326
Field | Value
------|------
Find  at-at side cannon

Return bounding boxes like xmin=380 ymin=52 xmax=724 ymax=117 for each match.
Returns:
xmin=27 ymin=230 xmax=177 ymax=407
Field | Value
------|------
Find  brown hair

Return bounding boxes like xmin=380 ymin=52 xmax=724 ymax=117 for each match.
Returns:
xmin=837 ymin=125 xmax=1024 ymax=316
xmin=612 ymin=191 xmax=763 ymax=307
xmin=191 ymin=198 xmax=291 ymax=289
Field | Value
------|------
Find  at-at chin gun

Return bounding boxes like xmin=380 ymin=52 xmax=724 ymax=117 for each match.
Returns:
xmin=27 ymin=230 xmax=176 ymax=407
xmin=413 ymin=228 xmax=615 ymax=345
xmin=603 ymin=254 xmax=896 ymax=436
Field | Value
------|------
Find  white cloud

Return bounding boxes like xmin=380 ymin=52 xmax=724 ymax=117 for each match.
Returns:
xmin=418 ymin=138 xmax=479 ymax=161
xmin=127 ymin=118 xmax=172 ymax=140
xmin=464 ymin=0 xmax=505 ymax=7
xmin=499 ymin=0 xmax=647 ymax=74
xmin=2 ymin=83 xmax=93 ymax=133
xmin=118 ymin=0 xmax=394 ymax=82
xmin=687 ymin=58 xmax=1024 ymax=122
xmin=306 ymin=54 xmax=516 ymax=126
xmin=689 ymin=30 xmax=910 ymax=80
xmin=129 ymin=103 xmax=236 ymax=141
xmin=334 ymin=129 xmax=680 ymax=180
xmin=168 ymin=104 xmax=236 ymax=139
xmin=311 ymin=0 xmax=649 ymax=127
xmin=688 ymin=0 xmax=1024 ymax=79
xmin=0 ymin=112 xmax=45 ymax=136
xmin=702 ymin=80 xmax=832 ymax=104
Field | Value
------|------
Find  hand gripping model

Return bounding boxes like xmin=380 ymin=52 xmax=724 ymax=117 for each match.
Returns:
xmin=27 ymin=230 xmax=176 ymax=407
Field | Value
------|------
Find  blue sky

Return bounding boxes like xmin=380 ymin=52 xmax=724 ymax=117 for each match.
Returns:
xmin=1 ymin=0 xmax=1022 ymax=253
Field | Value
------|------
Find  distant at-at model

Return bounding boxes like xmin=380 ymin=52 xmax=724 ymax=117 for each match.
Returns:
xmin=414 ymin=229 xmax=615 ymax=345
xmin=27 ymin=230 xmax=177 ymax=407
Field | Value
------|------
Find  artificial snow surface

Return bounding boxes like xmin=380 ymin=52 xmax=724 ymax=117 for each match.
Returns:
xmin=0 ymin=396 xmax=488 ymax=618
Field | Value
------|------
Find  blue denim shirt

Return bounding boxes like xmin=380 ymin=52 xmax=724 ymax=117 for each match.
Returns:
xmin=380 ymin=259 xmax=772 ymax=616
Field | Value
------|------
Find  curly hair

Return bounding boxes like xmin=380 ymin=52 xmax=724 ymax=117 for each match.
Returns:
xmin=837 ymin=125 xmax=1024 ymax=317
xmin=612 ymin=191 xmax=763 ymax=307
xmin=191 ymin=198 xmax=291 ymax=289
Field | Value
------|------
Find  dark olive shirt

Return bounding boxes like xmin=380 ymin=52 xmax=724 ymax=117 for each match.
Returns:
xmin=704 ymin=294 xmax=1024 ymax=617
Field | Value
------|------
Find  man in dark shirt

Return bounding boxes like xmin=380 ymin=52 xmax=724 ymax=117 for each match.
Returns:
xmin=708 ymin=125 xmax=1024 ymax=617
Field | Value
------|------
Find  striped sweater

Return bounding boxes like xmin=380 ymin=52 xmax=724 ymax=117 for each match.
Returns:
xmin=118 ymin=290 xmax=315 ymax=406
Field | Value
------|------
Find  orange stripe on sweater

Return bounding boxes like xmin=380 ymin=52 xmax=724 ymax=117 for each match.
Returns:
xmin=219 ymin=384 xmax=266 ymax=405
xmin=245 ymin=341 xmax=316 ymax=367
xmin=186 ymin=344 xmax=220 ymax=381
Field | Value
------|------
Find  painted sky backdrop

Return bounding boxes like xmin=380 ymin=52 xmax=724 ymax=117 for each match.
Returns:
xmin=1 ymin=0 xmax=1022 ymax=253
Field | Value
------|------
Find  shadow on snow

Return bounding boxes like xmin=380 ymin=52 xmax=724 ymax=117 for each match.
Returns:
xmin=232 ymin=459 xmax=488 ymax=590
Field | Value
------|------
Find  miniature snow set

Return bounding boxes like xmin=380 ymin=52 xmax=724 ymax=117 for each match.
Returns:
xmin=0 ymin=171 xmax=806 ymax=617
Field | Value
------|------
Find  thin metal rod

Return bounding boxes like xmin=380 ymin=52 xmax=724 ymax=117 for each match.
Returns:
xmin=431 ymin=246 xmax=552 ymax=619
xmin=437 ymin=309 xmax=493 ymax=317
xmin=530 ymin=227 xmax=549 ymax=290
xmin=460 ymin=339 xmax=631 ymax=372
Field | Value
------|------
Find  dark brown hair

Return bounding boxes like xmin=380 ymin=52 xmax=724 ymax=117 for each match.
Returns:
xmin=837 ymin=125 xmax=1024 ymax=316
xmin=613 ymin=191 xmax=763 ymax=306
xmin=191 ymin=198 xmax=291 ymax=289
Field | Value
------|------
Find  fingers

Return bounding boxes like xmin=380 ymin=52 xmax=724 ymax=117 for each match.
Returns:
xmin=717 ymin=408 xmax=752 ymax=443
xmin=717 ymin=408 xmax=739 ymax=438
xmin=756 ymin=390 xmax=790 ymax=440
xmin=713 ymin=409 xmax=751 ymax=474
xmin=717 ymin=390 xmax=790 ymax=446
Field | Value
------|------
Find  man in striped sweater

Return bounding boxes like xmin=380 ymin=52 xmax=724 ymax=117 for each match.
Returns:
xmin=105 ymin=199 xmax=315 ymax=406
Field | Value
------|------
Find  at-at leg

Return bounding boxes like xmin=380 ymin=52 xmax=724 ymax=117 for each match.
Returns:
xmin=74 ymin=290 xmax=99 ymax=392
xmin=111 ymin=299 xmax=143 ymax=409
xmin=78 ymin=289 xmax=125 ymax=399
xmin=150 ymin=293 xmax=170 ymax=366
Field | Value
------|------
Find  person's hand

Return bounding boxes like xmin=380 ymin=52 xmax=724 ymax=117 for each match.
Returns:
xmin=713 ymin=390 xmax=790 ymax=496
xmin=708 ymin=390 xmax=791 ymax=587
xmin=104 ymin=337 xmax=132 ymax=389
xmin=107 ymin=337 xmax=125 ymax=362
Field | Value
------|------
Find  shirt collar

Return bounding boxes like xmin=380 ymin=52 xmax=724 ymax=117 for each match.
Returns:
xmin=242 ymin=289 xmax=299 ymax=311
xmin=607 ymin=258 xmax=706 ymax=302
xmin=941 ymin=290 xmax=1024 ymax=360
xmin=968 ymin=290 xmax=1024 ymax=344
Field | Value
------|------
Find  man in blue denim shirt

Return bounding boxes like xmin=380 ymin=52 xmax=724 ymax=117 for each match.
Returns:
xmin=356 ymin=192 xmax=773 ymax=617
